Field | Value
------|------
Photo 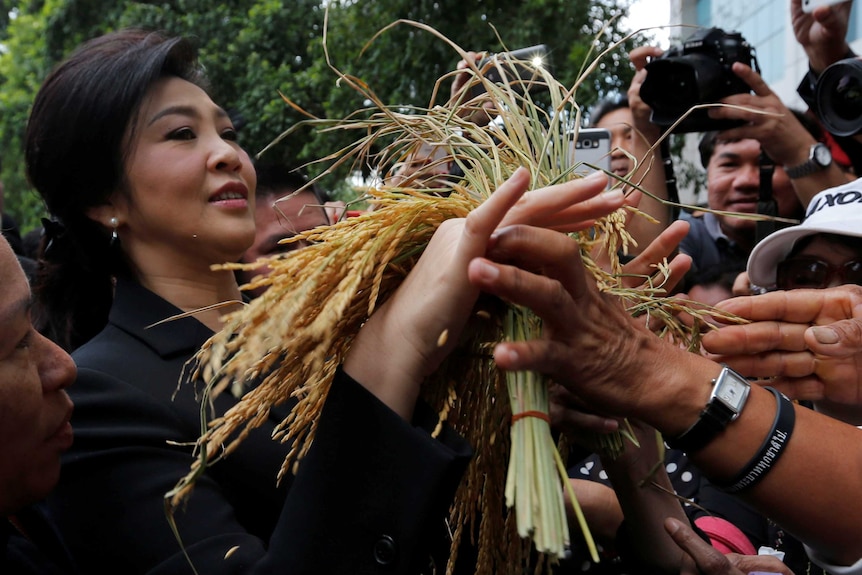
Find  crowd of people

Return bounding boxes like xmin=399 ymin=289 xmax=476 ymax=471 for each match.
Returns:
xmin=2 ymin=0 xmax=862 ymax=573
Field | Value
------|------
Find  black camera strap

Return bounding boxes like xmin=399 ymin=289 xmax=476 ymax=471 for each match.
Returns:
xmin=660 ymin=140 xmax=681 ymax=221
xmin=755 ymin=150 xmax=777 ymax=245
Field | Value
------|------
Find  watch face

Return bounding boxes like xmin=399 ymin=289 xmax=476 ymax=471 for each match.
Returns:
xmin=814 ymin=144 xmax=832 ymax=166
xmin=716 ymin=373 xmax=749 ymax=410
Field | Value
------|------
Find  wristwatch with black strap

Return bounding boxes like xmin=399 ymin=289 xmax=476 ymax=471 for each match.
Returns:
xmin=784 ymin=142 xmax=832 ymax=179
xmin=665 ymin=365 xmax=751 ymax=453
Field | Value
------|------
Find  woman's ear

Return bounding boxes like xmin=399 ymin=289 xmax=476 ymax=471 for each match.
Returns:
xmin=85 ymin=204 xmax=119 ymax=230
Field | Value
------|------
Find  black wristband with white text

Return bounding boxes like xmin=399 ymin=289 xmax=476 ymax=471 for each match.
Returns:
xmin=717 ymin=387 xmax=795 ymax=494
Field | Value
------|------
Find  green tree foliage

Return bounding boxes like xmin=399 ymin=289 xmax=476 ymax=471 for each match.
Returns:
xmin=302 ymin=0 xmax=643 ymax=190
xmin=0 ymin=0 xmax=61 ymax=232
xmin=0 ymin=0 xmax=642 ymax=231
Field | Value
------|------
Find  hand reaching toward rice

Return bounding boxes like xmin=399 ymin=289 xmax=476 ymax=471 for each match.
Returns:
xmin=468 ymin=221 xmax=862 ymax=566
xmin=668 ymin=518 xmax=794 ymax=575
xmin=703 ymin=284 xmax=862 ymax=417
xmin=343 ymin=167 xmax=624 ymax=420
xmin=467 ymin=222 xmax=698 ymax=428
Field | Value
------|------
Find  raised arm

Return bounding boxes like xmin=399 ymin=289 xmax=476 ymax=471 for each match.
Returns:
xmin=467 ymin=223 xmax=862 ymax=567
xmin=623 ymin=45 xmax=674 ymax=253
xmin=791 ymin=0 xmax=853 ymax=75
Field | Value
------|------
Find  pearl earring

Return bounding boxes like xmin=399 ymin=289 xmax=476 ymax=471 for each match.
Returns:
xmin=109 ymin=217 xmax=119 ymax=242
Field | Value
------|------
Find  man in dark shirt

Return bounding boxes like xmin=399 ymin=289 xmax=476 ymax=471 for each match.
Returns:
xmin=680 ymin=132 xmax=805 ymax=301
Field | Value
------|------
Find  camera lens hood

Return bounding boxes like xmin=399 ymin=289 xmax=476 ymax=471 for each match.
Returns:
xmin=816 ymin=57 xmax=862 ymax=137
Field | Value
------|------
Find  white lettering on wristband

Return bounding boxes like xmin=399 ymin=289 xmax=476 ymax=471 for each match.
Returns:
xmin=720 ymin=387 xmax=795 ymax=494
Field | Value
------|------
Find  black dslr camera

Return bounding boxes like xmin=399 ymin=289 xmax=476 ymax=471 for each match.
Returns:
xmin=639 ymin=27 xmax=759 ymax=133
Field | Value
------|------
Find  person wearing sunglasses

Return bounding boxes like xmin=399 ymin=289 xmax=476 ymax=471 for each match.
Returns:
xmin=690 ymin=180 xmax=862 ymax=573
xmin=747 ymin=186 xmax=862 ymax=294
xmin=679 ymin=180 xmax=862 ymax=570
xmin=743 ymin=182 xmax=862 ymax=425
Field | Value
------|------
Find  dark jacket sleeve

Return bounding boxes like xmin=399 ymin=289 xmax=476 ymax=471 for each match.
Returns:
xmin=254 ymin=369 xmax=472 ymax=575
xmin=49 ymin=365 xmax=471 ymax=575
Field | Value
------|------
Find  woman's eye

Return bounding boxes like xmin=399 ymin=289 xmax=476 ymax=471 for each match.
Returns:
xmin=221 ymin=128 xmax=238 ymax=142
xmin=168 ymin=127 xmax=196 ymax=141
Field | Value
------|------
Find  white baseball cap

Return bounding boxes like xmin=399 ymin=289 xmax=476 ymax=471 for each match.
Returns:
xmin=747 ymin=180 xmax=862 ymax=288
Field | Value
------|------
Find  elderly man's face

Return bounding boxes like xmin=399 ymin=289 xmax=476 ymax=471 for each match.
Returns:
xmin=0 ymin=238 xmax=76 ymax=514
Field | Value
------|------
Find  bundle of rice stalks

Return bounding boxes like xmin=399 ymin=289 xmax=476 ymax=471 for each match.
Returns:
xmin=168 ymin=20 xmax=747 ymax=574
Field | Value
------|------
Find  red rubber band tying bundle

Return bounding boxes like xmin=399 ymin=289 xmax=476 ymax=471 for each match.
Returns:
xmin=511 ymin=410 xmax=551 ymax=424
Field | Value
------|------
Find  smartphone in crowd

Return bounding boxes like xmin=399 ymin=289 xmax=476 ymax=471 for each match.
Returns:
xmin=801 ymin=0 xmax=849 ymax=13
xmin=470 ymin=44 xmax=550 ymax=98
xmin=571 ymin=128 xmax=611 ymax=180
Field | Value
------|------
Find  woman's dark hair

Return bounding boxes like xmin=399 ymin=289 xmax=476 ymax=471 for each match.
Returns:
xmin=25 ymin=29 xmax=207 ymax=351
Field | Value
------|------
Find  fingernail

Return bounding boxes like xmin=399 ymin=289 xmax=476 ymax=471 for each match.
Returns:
xmin=503 ymin=348 xmax=519 ymax=363
xmin=475 ymin=260 xmax=499 ymax=281
xmin=811 ymin=326 xmax=839 ymax=344
xmin=585 ymin=170 xmax=607 ymax=183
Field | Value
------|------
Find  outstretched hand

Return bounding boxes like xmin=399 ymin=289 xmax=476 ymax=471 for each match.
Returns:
xmin=703 ymin=285 xmax=862 ymax=415
xmin=551 ymin=220 xmax=691 ymax=437
xmin=344 ymin=168 xmax=625 ymax=419
xmin=466 ymin=223 xmax=685 ymax=423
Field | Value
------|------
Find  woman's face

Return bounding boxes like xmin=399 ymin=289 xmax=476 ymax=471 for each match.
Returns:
xmin=113 ymin=76 xmax=257 ymax=272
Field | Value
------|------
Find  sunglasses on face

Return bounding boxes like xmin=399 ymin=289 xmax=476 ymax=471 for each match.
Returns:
xmin=776 ymin=256 xmax=862 ymax=290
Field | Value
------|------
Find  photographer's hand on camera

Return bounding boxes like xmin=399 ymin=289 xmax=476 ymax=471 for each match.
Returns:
xmin=711 ymin=62 xmax=848 ymax=205
xmin=448 ymin=50 xmax=495 ymax=126
xmin=712 ymin=63 xmax=811 ymax=164
xmin=628 ymin=46 xmax=665 ymax=146
xmin=793 ymin=1 xmax=862 ymax=170
xmin=791 ymin=0 xmax=853 ymax=75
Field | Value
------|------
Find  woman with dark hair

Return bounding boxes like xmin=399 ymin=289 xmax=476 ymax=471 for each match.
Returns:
xmin=25 ymin=28 xmax=636 ymax=574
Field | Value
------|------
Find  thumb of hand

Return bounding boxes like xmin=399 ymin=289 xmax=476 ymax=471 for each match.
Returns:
xmin=807 ymin=318 xmax=862 ymax=357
